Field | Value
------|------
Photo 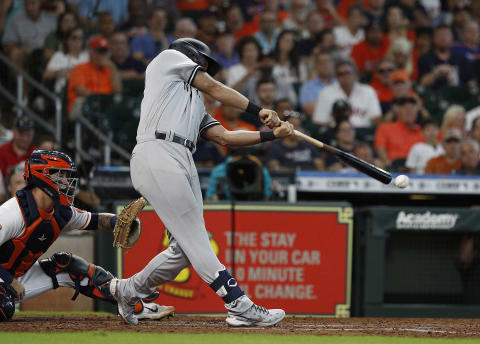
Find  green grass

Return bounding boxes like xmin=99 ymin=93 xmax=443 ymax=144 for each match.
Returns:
xmin=2 ymin=333 xmax=480 ymax=344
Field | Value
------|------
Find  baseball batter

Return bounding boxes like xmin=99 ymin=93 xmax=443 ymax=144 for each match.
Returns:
xmin=0 ymin=150 xmax=173 ymax=321
xmin=110 ymin=38 xmax=293 ymax=327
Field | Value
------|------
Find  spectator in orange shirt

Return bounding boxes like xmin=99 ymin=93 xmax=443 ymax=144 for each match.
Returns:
xmin=374 ymin=96 xmax=424 ymax=168
xmin=425 ymin=128 xmax=462 ymax=175
xmin=67 ymin=36 xmax=122 ymax=117
xmin=351 ymin=18 xmax=389 ymax=79
xmin=214 ymin=104 xmax=257 ymax=155
xmin=215 ymin=105 xmax=257 ymax=132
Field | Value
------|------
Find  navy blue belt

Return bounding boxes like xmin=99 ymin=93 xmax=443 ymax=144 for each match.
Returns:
xmin=155 ymin=131 xmax=195 ymax=152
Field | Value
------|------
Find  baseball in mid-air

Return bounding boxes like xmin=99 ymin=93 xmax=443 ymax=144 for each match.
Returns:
xmin=394 ymin=175 xmax=410 ymax=189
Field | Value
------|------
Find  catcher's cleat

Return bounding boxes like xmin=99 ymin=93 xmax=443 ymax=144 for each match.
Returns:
xmin=110 ymin=278 xmax=139 ymax=325
xmin=135 ymin=301 xmax=175 ymax=320
xmin=225 ymin=295 xmax=285 ymax=327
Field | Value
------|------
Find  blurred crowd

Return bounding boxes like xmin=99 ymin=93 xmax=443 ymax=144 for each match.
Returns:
xmin=1 ymin=0 xmax=480 ymax=202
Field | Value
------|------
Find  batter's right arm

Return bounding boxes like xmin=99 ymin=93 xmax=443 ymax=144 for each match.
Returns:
xmin=192 ymin=71 xmax=280 ymax=128
xmin=203 ymin=122 xmax=294 ymax=147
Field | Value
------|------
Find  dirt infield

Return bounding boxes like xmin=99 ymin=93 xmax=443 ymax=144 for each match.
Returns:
xmin=2 ymin=314 xmax=480 ymax=338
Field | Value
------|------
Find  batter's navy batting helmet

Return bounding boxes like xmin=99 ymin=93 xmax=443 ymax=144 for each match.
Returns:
xmin=169 ymin=38 xmax=221 ymax=77
xmin=0 ymin=282 xmax=16 ymax=322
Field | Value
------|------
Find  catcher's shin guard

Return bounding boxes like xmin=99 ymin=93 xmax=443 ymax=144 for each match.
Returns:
xmin=39 ymin=251 xmax=115 ymax=302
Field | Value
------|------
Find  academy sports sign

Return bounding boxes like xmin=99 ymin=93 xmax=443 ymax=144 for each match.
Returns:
xmin=118 ymin=202 xmax=353 ymax=316
xmin=370 ymin=207 xmax=480 ymax=233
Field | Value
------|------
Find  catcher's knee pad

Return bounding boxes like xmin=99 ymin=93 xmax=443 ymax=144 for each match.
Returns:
xmin=0 ymin=282 xmax=16 ymax=322
xmin=209 ymin=270 xmax=244 ymax=303
xmin=39 ymin=251 xmax=115 ymax=303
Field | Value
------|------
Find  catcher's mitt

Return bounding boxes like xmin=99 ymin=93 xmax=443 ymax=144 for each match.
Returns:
xmin=113 ymin=197 xmax=147 ymax=249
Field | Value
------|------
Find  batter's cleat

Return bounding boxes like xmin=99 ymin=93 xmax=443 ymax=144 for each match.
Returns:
xmin=135 ymin=302 xmax=176 ymax=320
xmin=109 ymin=278 xmax=139 ymax=325
xmin=226 ymin=299 xmax=285 ymax=327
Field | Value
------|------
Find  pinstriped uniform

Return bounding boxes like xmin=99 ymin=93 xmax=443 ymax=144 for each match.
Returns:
xmin=126 ymin=49 xmax=226 ymax=299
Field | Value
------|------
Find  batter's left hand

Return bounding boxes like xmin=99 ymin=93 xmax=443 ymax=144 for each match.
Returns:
xmin=259 ymin=109 xmax=281 ymax=128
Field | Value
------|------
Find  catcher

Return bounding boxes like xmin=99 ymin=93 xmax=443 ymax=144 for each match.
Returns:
xmin=0 ymin=149 xmax=174 ymax=321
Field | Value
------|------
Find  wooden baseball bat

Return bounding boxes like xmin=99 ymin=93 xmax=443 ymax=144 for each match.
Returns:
xmin=294 ymin=130 xmax=392 ymax=184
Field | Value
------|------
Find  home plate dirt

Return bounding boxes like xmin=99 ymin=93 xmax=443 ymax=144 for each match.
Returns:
xmin=2 ymin=315 xmax=480 ymax=338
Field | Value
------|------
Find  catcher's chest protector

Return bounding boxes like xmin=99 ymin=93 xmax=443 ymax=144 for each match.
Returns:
xmin=0 ymin=189 xmax=72 ymax=278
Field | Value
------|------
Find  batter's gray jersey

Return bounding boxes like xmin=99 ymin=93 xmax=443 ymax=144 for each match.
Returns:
xmin=137 ymin=49 xmax=216 ymax=145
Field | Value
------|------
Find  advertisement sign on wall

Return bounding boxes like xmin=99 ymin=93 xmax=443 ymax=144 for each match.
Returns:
xmin=119 ymin=203 xmax=352 ymax=316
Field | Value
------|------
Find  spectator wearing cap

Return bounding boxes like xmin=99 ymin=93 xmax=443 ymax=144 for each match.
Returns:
xmin=425 ymin=128 xmax=462 ymax=174
xmin=212 ymin=29 xmax=239 ymax=70
xmin=0 ymin=116 xmax=36 ymax=180
xmin=406 ymin=120 xmax=443 ymax=174
xmin=313 ymin=58 xmax=382 ymax=128
xmin=382 ymin=70 xmax=430 ymax=122
xmin=369 ymin=58 xmax=396 ymax=113
xmin=333 ymin=5 xmax=366 ymax=58
xmin=299 ymin=51 xmax=335 ymax=116
xmin=254 ymin=11 xmax=281 ymax=56
xmin=43 ymin=26 xmax=89 ymax=94
xmin=2 ymin=0 xmax=56 ymax=68
xmin=418 ymin=25 xmax=475 ymax=88
xmin=455 ymin=138 xmax=480 ymax=175
xmin=374 ymin=96 xmax=424 ymax=168
xmin=67 ymin=36 xmax=122 ymax=116
xmin=110 ymin=32 xmax=145 ymax=80
xmin=130 ymin=8 xmax=170 ymax=65
xmin=351 ymin=18 xmax=389 ymax=79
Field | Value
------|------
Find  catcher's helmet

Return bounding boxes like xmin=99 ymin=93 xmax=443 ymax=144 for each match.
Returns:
xmin=24 ymin=150 xmax=78 ymax=206
xmin=169 ymin=38 xmax=221 ymax=77
xmin=0 ymin=282 xmax=16 ymax=322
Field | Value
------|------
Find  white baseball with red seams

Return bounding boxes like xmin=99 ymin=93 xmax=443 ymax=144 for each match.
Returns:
xmin=394 ymin=175 xmax=410 ymax=189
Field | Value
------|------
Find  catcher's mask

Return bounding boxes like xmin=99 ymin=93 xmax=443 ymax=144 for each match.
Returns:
xmin=0 ymin=282 xmax=16 ymax=321
xmin=24 ymin=150 xmax=78 ymax=206
xmin=169 ymin=38 xmax=221 ymax=77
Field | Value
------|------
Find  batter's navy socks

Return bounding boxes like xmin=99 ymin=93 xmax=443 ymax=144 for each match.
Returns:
xmin=209 ymin=270 xmax=245 ymax=303
xmin=225 ymin=295 xmax=286 ymax=327
xmin=110 ymin=278 xmax=139 ymax=325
